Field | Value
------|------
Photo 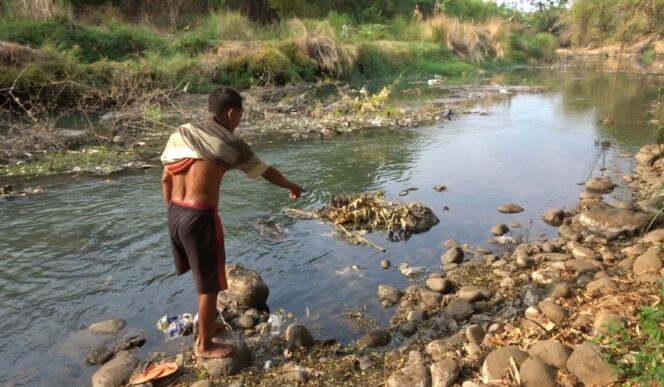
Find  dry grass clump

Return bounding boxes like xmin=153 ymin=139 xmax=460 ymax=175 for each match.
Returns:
xmin=422 ymin=14 xmax=502 ymax=63
xmin=3 ymin=0 xmax=70 ymax=20
xmin=285 ymin=18 xmax=357 ymax=76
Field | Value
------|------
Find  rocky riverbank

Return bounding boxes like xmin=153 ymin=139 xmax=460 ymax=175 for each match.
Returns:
xmin=82 ymin=143 xmax=663 ymax=386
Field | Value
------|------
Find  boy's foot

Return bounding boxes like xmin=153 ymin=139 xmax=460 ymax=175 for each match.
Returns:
xmin=195 ymin=343 xmax=236 ymax=359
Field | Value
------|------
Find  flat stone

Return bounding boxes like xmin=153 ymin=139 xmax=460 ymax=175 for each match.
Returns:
xmin=378 ymin=285 xmax=404 ymax=307
xmin=586 ymin=277 xmax=618 ymax=294
xmin=636 ymin=273 xmax=663 ymax=284
xmin=533 ymin=253 xmax=572 ymax=262
xmin=446 ymin=299 xmax=474 ymax=321
xmin=520 ymin=358 xmax=556 ymax=387
xmin=88 ymin=318 xmax=126 ymax=334
xmin=91 ymin=351 xmax=139 ymax=387
xmin=549 ymin=283 xmax=571 ymax=299
xmin=358 ymin=329 xmax=391 ymax=350
xmin=86 ymin=347 xmax=114 ymax=365
xmin=387 ymin=351 xmax=431 ymax=387
xmin=542 ymin=208 xmax=565 ymax=226
xmin=528 ymin=340 xmax=572 ymax=369
xmin=498 ymin=204 xmax=524 ymax=214
xmin=538 ymin=300 xmax=567 ymax=324
xmin=491 ymin=224 xmax=509 ymax=236
xmin=594 ymin=311 xmax=624 ymax=335
xmin=285 ymin=324 xmax=315 ymax=349
xmin=574 ymin=204 xmax=651 ymax=241
xmin=466 ymin=325 xmax=485 ymax=345
xmin=509 ymin=222 xmax=522 ymax=228
xmin=199 ymin=331 xmax=251 ymax=377
xmin=572 ymin=245 xmax=598 ymax=260
xmin=458 ymin=286 xmax=484 ymax=302
xmin=633 ymin=246 xmax=663 ymax=275
xmin=566 ymin=342 xmax=619 ymax=385
xmin=426 ymin=278 xmax=452 ymax=294
xmin=431 ymin=359 xmax=460 ymax=387
xmin=585 ymin=176 xmax=615 ymax=194
xmin=441 ymin=247 xmax=464 ymax=265
xmin=565 ymin=259 xmax=602 ymax=274
xmin=481 ymin=346 xmax=528 ymax=383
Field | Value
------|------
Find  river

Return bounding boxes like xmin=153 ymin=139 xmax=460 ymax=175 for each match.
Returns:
xmin=0 ymin=60 xmax=662 ymax=385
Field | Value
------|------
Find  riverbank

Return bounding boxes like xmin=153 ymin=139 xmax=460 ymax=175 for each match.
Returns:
xmin=83 ymin=142 xmax=664 ymax=386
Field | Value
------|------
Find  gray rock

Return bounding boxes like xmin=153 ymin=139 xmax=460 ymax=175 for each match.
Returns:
xmin=542 ymin=208 xmax=565 ymax=227
xmin=400 ymin=321 xmax=417 ymax=337
xmin=498 ymin=204 xmax=524 ymax=214
xmin=421 ymin=290 xmax=443 ymax=308
xmin=285 ymin=324 xmax=315 ymax=349
xmin=425 ymin=339 xmax=449 ymax=362
xmin=358 ymin=329 xmax=391 ymax=350
xmin=458 ymin=285 xmax=488 ymax=302
xmin=528 ymin=340 xmax=573 ymax=369
xmin=466 ymin=325 xmax=485 ymax=345
xmin=91 ymin=351 xmax=139 ymax=387
xmin=88 ymin=318 xmax=126 ymax=334
xmin=217 ymin=264 xmax=269 ymax=310
xmin=572 ymin=245 xmax=598 ymax=260
xmin=87 ymin=347 xmax=114 ymax=365
xmin=633 ymin=246 xmax=663 ymax=275
xmin=549 ymin=282 xmax=571 ymax=299
xmin=641 ymin=228 xmax=664 ymax=244
xmin=481 ymin=346 xmax=528 ymax=383
xmin=565 ymin=259 xmax=602 ymax=274
xmin=491 ymin=224 xmax=509 ymax=236
xmin=404 ymin=209 xmax=440 ymax=233
xmin=441 ymin=247 xmax=464 ymax=265
xmin=387 ymin=351 xmax=431 ymax=387
xmin=594 ymin=311 xmax=624 ymax=335
xmin=114 ymin=333 xmax=146 ymax=352
xmin=378 ymin=285 xmax=404 ymax=307
xmin=408 ymin=310 xmax=426 ymax=322
xmin=520 ymin=358 xmax=556 ymax=387
xmin=358 ymin=355 xmax=374 ymax=371
xmin=585 ymin=176 xmax=615 ymax=194
xmin=566 ymin=342 xmax=619 ymax=385
xmin=446 ymin=299 xmax=474 ymax=321
xmin=431 ymin=359 xmax=460 ymax=387
xmin=538 ymin=300 xmax=567 ymax=324
xmin=523 ymin=286 xmax=548 ymax=306
xmin=199 ymin=331 xmax=251 ymax=377
xmin=381 ymin=259 xmax=391 ymax=269
xmin=574 ymin=204 xmax=651 ymax=241
xmin=426 ymin=278 xmax=452 ymax=294
xmin=235 ymin=315 xmax=256 ymax=330
xmin=587 ymin=277 xmax=618 ymax=294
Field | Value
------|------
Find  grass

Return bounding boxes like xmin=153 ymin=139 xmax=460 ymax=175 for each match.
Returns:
xmin=596 ymin=282 xmax=664 ymax=385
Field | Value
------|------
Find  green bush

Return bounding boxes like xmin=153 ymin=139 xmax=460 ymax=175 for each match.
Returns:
xmin=248 ymin=47 xmax=292 ymax=84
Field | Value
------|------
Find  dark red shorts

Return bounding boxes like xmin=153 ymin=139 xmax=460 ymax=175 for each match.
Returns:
xmin=168 ymin=200 xmax=228 ymax=294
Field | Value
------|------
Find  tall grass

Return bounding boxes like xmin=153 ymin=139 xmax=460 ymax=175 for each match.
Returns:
xmin=422 ymin=15 xmax=501 ymax=63
xmin=1 ymin=0 xmax=70 ymax=20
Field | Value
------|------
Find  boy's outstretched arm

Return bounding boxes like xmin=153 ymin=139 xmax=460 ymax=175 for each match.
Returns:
xmin=161 ymin=168 xmax=173 ymax=204
xmin=261 ymin=166 xmax=305 ymax=199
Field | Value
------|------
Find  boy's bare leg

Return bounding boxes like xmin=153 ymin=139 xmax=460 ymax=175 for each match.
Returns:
xmin=196 ymin=293 xmax=235 ymax=358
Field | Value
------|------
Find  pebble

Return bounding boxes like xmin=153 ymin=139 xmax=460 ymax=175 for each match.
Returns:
xmin=572 ymin=245 xmax=599 ymax=260
xmin=508 ymin=222 xmax=522 ymax=229
xmin=528 ymin=339 xmax=573 ymax=369
xmin=491 ymin=224 xmax=509 ymax=236
xmin=520 ymin=358 xmax=556 ymax=387
xmin=500 ymin=277 xmax=515 ymax=288
xmin=358 ymin=356 xmax=374 ymax=371
xmin=497 ymin=203 xmax=524 ymax=214
xmin=381 ymin=259 xmax=391 ymax=269
xmin=441 ymin=247 xmax=464 ymax=265
xmin=91 ymin=351 xmax=139 ymax=387
xmin=445 ymin=299 xmax=474 ymax=321
xmin=357 ymin=329 xmax=391 ymax=350
xmin=400 ymin=321 xmax=417 ymax=337
xmin=542 ymin=208 xmax=565 ymax=226
xmin=549 ymin=282 xmax=571 ymax=299
xmin=538 ymin=300 xmax=567 ymax=323
xmin=586 ymin=277 xmax=618 ymax=294
xmin=633 ymin=246 xmax=663 ymax=275
xmin=426 ymin=278 xmax=452 ymax=294
xmin=378 ymin=285 xmax=404 ymax=307
xmin=465 ymin=325 xmax=485 ymax=345
xmin=86 ymin=347 xmax=114 ymax=365
xmin=285 ymin=324 xmax=315 ymax=349
xmin=457 ymin=286 xmax=484 ymax=302
xmin=408 ymin=310 xmax=426 ymax=322
xmin=442 ymin=239 xmax=458 ymax=248
xmin=235 ymin=315 xmax=256 ymax=329
xmin=594 ymin=311 xmax=624 ymax=335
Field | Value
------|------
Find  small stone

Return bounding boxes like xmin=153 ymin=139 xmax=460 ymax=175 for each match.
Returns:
xmin=378 ymin=285 xmax=404 ymax=307
xmin=421 ymin=290 xmax=443 ymax=308
xmin=358 ymin=355 xmax=374 ymax=371
xmin=565 ymin=259 xmax=602 ymax=274
xmin=523 ymin=286 xmax=548 ymax=306
xmin=618 ymin=257 xmax=635 ymax=270
xmin=642 ymin=228 xmax=664 ymax=244
xmin=466 ymin=325 xmax=485 ymax=345
xmin=633 ymin=246 xmax=663 ymax=275
xmin=525 ymin=306 xmax=540 ymax=319
xmin=509 ymin=222 xmax=522 ymax=229
xmin=586 ymin=277 xmax=618 ymax=294
xmin=386 ymin=350 xmax=431 ymax=387
xmin=446 ymin=299 xmax=474 ymax=321
xmin=441 ymin=247 xmax=464 ymax=265
xmin=426 ymin=278 xmax=452 ymax=294
xmin=491 ymin=259 xmax=507 ymax=268
xmin=408 ymin=310 xmax=426 ymax=322
xmin=431 ymin=359 xmax=459 ymax=387
xmin=566 ymin=342 xmax=619 ymax=385
xmin=86 ymin=347 xmax=114 ymax=365
xmin=190 ymin=380 xmax=213 ymax=387
xmin=381 ymin=259 xmax=391 ymax=269
xmin=442 ymin=239 xmax=458 ymax=248
xmin=573 ymin=314 xmax=594 ymax=330
xmin=481 ymin=346 xmax=528 ymax=383
xmin=542 ymin=242 xmax=555 ymax=253
xmin=500 ymin=277 xmax=515 ymax=289
xmin=547 ymin=284 xmax=569 ymax=301
xmin=594 ymin=311 xmax=624 ymax=335
xmin=538 ymin=300 xmax=567 ymax=324
xmin=283 ymin=370 xmax=309 ymax=383
xmin=516 ymin=255 xmax=533 ymax=268
xmin=528 ymin=340 xmax=573 ymax=369
xmin=91 ymin=351 xmax=139 ymax=387
xmin=542 ymin=208 xmax=565 ymax=226
xmin=585 ymin=176 xmax=615 ymax=194
xmin=285 ymin=324 xmax=315 ymax=349
xmin=442 ymin=263 xmax=459 ymax=272
xmin=88 ymin=318 xmax=126 ymax=334
xmin=458 ymin=286 xmax=484 ymax=302
xmin=636 ymin=273 xmax=663 ymax=284
xmin=520 ymin=358 xmax=556 ymax=387
xmin=358 ymin=329 xmax=391 ymax=350
xmin=466 ymin=343 xmax=482 ymax=360
xmin=491 ymin=224 xmax=509 ymax=236
xmin=498 ymin=204 xmax=524 ymax=214
xmin=235 ymin=315 xmax=256 ymax=330
xmin=572 ymin=245 xmax=598 ymax=260
xmin=400 ymin=321 xmax=418 ymax=337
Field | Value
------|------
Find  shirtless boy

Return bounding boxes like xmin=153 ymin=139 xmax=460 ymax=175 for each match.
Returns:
xmin=160 ymin=87 xmax=305 ymax=358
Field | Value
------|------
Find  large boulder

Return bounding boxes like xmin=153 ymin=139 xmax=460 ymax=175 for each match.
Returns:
xmin=574 ymin=203 xmax=651 ymax=240
xmin=566 ymin=342 xmax=618 ymax=385
xmin=519 ymin=358 xmax=556 ymax=387
xmin=198 ymin=330 xmax=251 ymax=377
xmin=528 ymin=340 xmax=572 ymax=369
xmin=91 ymin=351 xmax=139 ymax=387
xmin=387 ymin=351 xmax=431 ymax=387
xmin=403 ymin=207 xmax=440 ymax=233
xmin=217 ymin=264 xmax=269 ymax=311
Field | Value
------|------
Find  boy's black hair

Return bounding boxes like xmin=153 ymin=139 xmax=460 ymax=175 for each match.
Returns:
xmin=208 ymin=87 xmax=243 ymax=117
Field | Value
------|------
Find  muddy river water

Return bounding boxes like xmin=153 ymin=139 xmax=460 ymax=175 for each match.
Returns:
xmin=0 ymin=60 xmax=662 ymax=385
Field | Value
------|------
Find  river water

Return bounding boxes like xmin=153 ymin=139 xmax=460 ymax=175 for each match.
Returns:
xmin=0 ymin=61 xmax=662 ymax=385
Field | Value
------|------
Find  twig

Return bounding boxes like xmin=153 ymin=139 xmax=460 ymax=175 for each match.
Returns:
xmin=336 ymin=223 xmax=386 ymax=252
xmin=282 ymin=208 xmax=320 ymax=219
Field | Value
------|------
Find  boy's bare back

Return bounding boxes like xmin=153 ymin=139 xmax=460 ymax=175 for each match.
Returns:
xmin=163 ymin=160 xmax=228 ymax=207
